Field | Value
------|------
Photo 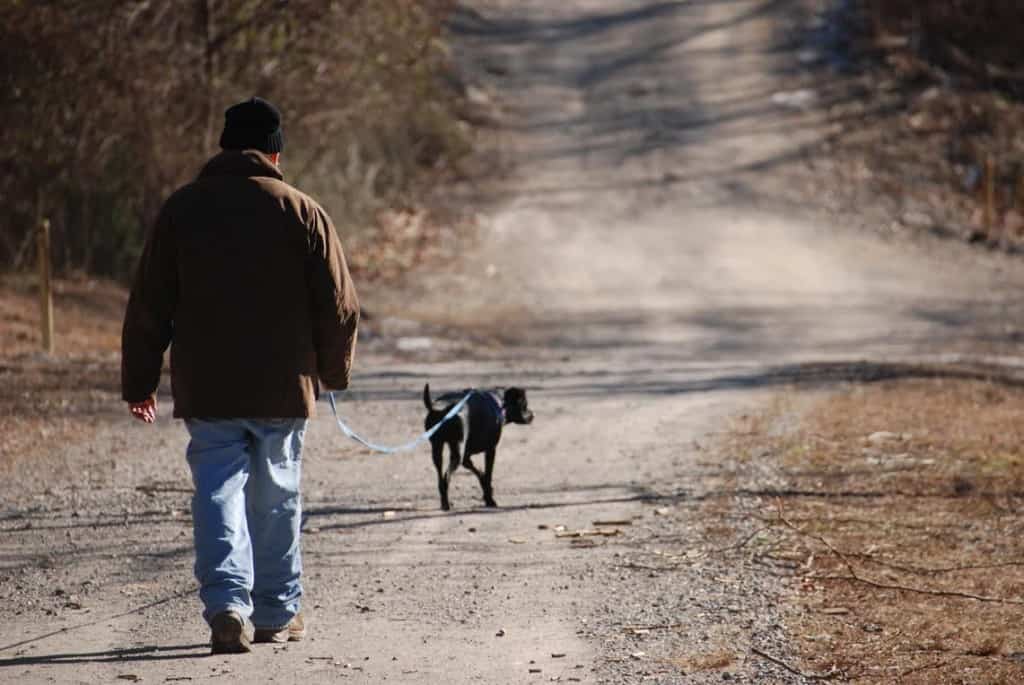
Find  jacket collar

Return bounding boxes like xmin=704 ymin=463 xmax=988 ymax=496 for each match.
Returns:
xmin=198 ymin=149 xmax=284 ymax=181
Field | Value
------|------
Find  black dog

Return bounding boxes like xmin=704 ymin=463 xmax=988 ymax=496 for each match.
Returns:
xmin=423 ymin=384 xmax=533 ymax=510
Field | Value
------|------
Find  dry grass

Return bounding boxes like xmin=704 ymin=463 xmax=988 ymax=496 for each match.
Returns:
xmin=0 ymin=274 xmax=127 ymax=474
xmin=0 ymin=273 xmax=125 ymax=356
xmin=718 ymin=377 xmax=1024 ymax=683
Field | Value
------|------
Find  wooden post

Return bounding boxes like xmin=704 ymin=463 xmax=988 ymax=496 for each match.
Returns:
xmin=984 ymin=153 xmax=996 ymax=241
xmin=1017 ymin=168 xmax=1024 ymax=212
xmin=37 ymin=218 xmax=54 ymax=355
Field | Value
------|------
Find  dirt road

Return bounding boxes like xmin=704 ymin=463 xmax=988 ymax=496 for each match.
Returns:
xmin=3 ymin=1 xmax=1023 ymax=683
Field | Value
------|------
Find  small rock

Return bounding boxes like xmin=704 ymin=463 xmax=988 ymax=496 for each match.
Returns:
xmin=866 ymin=431 xmax=900 ymax=445
xmin=797 ymin=49 xmax=819 ymax=64
xmin=395 ymin=337 xmax=432 ymax=352
xmin=496 ymin=629 xmax=506 ymax=637
xmin=770 ymin=89 xmax=817 ymax=109
xmin=901 ymin=211 xmax=934 ymax=229
xmin=466 ymin=84 xmax=493 ymax=108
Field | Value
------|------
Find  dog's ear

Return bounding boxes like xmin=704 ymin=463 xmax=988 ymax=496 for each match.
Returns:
xmin=504 ymin=387 xmax=526 ymax=405
xmin=423 ymin=383 xmax=433 ymax=410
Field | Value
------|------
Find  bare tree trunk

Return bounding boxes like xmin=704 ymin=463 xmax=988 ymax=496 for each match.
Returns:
xmin=198 ymin=0 xmax=217 ymax=156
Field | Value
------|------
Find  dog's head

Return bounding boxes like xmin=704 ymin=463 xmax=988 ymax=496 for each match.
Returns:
xmin=503 ymin=387 xmax=534 ymax=425
xmin=423 ymin=383 xmax=464 ymax=444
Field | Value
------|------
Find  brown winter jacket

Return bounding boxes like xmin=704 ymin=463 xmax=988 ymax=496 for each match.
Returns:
xmin=121 ymin=150 xmax=359 ymax=418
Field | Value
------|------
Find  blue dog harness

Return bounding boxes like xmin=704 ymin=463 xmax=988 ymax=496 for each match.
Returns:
xmin=463 ymin=390 xmax=504 ymax=456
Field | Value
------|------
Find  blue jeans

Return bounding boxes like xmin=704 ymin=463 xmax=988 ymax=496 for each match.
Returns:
xmin=185 ymin=418 xmax=307 ymax=629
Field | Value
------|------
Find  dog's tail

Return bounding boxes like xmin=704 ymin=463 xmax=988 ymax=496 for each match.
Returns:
xmin=423 ymin=383 xmax=433 ymax=410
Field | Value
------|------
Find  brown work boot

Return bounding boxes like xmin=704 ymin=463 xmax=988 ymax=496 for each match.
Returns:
xmin=210 ymin=610 xmax=253 ymax=654
xmin=254 ymin=612 xmax=306 ymax=643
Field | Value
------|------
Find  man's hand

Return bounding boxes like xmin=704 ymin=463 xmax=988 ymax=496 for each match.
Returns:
xmin=129 ymin=397 xmax=157 ymax=424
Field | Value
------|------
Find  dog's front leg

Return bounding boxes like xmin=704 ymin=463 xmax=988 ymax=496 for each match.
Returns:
xmin=482 ymin=448 xmax=497 ymax=508
xmin=462 ymin=455 xmax=488 ymax=504
xmin=431 ymin=442 xmax=450 ymax=511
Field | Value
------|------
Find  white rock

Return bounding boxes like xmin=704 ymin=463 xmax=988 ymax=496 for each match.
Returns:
xmin=396 ymin=337 xmax=433 ymax=351
xmin=901 ymin=211 xmax=934 ymax=228
xmin=770 ymin=89 xmax=817 ymax=110
xmin=866 ymin=431 xmax=900 ymax=444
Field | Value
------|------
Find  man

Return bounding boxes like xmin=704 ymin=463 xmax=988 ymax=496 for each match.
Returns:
xmin=121 ymin=97 xmax=359 ymax=654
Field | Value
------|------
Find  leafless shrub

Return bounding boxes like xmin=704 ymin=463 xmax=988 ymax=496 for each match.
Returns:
xmin=867 ymin=1 xmax=1024 ymax=88
xmin=0 ymin=0 xmax=469 ymax=279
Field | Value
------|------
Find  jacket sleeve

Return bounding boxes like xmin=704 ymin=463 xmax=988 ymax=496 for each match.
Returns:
xmin=307 ymin=207 xmax=359 ymax=390
xmin=121 ymin=202 xmax=177 ymax=403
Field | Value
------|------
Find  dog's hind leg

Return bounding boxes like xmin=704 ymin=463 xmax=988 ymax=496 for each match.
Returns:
xmin=462 ymin=455 xmax=488 ymax=504
xmin=440 ymin=441 xmax=463 ymax=510
xmin=462 ymin=454 xmax=482 ymax=478
xmin=431 ymin=443 xmax=450 ymax=511
xmin=481 ymin=448 xmax=497 ymax=508
xmin=447 ymin=442 xmax=462 ymax=479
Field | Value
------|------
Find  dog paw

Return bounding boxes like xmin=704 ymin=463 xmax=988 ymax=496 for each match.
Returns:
xmin=484 ymin=499 xmax=498 ymax=508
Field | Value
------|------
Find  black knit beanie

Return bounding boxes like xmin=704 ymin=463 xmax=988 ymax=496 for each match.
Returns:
xmin=219 ymin=97 xmax=284 ymax=154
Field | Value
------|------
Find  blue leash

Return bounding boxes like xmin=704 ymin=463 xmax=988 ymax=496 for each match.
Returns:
xmin=327 ymin=390 xmax=474 ymax=454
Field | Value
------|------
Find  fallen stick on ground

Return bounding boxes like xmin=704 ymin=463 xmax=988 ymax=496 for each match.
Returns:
xmin=897 ymin=659 xmax=953 ymax=678
xmin=750 ymin=647 xmax=840 ymax=680
xmin=621 ymin=623 xmax=683 ymax=633
xmin=774 ymin=500 xmax=1024 ymax=605
xmin=846 ymin=553 xmax=1024 ymax=577
xmin=807 ymin=574 xmax=1024 ymax=605
xmin=615 ymin=562 xmax=685 ymax=572
xmin=555 ymin=529 xmax=622 ymax=538
xmin=706 ymin=525 xmax=771 ymax=555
